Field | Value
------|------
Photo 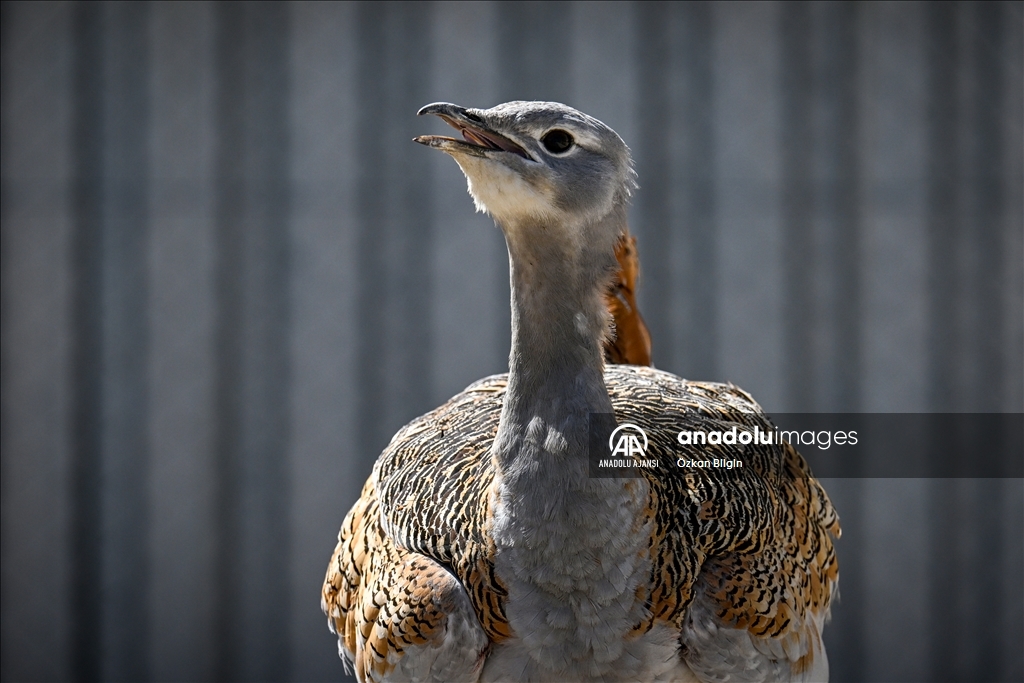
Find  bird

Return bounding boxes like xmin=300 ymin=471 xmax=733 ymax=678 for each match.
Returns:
xmin=322 ymin=101 xmax=840 ymax=682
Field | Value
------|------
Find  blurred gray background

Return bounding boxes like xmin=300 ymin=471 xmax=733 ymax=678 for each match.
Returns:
xmin=2 ymin=1 xmax=1022 ymax=681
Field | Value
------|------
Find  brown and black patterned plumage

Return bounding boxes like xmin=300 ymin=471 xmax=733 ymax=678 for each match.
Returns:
xmin=323 ymin=368 xmax=839 ymax=681
xmin=604 ymin=230 xmax=652 ymax=367
xmin=323 ymin=101 xmax=839 ymax=682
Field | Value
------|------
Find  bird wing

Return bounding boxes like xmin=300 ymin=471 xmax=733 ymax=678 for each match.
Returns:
xmin=603 ymin=230 xmax=653 ymax=367
xmin=605 ymin=365 xmax=841 ymax=682
xmin=324 ymin=367 xmax=839 ymax=682
xmin=322 ymin=376 xmax=510 ymax=682
xmin=682 ymin=443 xmax=840 ymax=682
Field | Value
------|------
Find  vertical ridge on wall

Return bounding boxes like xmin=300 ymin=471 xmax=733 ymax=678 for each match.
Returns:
xmin=926 ymin=4 xmax=961 ymax=681
xmin=673 ymin=1 xmax=717 ymax=381
xmin=781 ymin=1 xmax=814 ymax=412
xmin=213 ymin=5 xmax=246 ymax=677
xmin=70 ymin=3 xmax=153 ymax=680
xmin=354 ymin=1 xmax=389 ymax=467
xmin=354 ymin=2 xmax=435 ymax=469
xmin=633 ymin=1 xmax=671 ymax=370
xmin=381 ymin=1 xmax=433 ymax=442
xmin=825 ymin=1 xmax=863 ymax=416
xmin=966 ymin=5 xmax=1004 ymax=678
xmin=148 ymin=3 xmax=219 ymax=679
xmin=998 ymin=6 xmax=1023 ymax=678
xmin=497 ymin=1 xmax=571 ymax=103
xmin=927 ymin=8 xmax=959 ymax=414
xmin=69 ymin=3 xmax=105 ymax=680
xmin=811 ymin=4 xmax=865 ymax=681
xmin=286 ymin=2 xmax=362 ymax=678
xmin=1 ymin=2 xmax=76 ymax=679
xmin=98 ymin=3 xmax=151 ymax=680
xmin=928 ymin=4 xmax=1011 ymax=681
xmin=213 ymin=3 xmax=291 ymax=680
xmin=969 ymin=4 xmax=1003 ymax=413
xmin=713 ymin=1 xmax=785 ymax=407
xmin=1005 ymin=1 xmax=1024 ymax=416
xmin=428 ymin=1 xmax=505 ymax=406
xmin=245 ymin=0 xmax=292 ymax=675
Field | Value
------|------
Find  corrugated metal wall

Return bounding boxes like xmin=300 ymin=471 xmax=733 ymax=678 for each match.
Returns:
xmin=2 ymin=2 xmax=1021 ymax=681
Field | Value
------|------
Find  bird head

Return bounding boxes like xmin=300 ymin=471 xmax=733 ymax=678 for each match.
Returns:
xmin=415 ymin=101 xmax=635 ymax=255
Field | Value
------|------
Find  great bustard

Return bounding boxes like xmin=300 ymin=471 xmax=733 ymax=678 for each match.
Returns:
xmin=323 ymin=101 xmax=839 ymax=682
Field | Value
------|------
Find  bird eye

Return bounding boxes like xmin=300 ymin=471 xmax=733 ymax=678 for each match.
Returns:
xmin=541 ymin=129 xmax=574 ymax=154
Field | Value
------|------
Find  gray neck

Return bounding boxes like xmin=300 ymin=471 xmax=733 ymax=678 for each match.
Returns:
xmin=487 ymin=205 xmax=654 ymax=675
xmin=492 ymin=207 xmax=624 ymax=469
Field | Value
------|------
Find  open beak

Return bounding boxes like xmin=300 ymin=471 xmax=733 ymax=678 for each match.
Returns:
xmin=414 ymin=102 xmax=532 ymax=161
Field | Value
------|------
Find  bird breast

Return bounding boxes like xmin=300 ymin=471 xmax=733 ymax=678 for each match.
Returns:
xmin=486 ymin=417 xmax=662 ymax=679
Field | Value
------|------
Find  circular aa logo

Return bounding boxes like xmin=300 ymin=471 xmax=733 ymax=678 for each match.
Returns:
xmin=608 ymin=423 xmax=649 ymax=457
